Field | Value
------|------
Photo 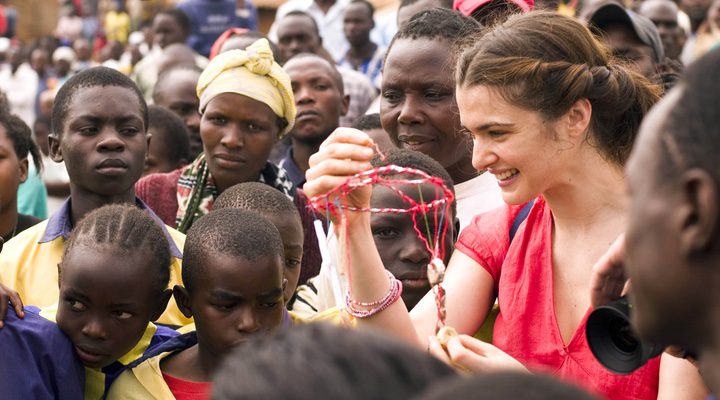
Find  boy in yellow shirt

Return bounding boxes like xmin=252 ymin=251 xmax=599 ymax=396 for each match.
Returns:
xmin=0 ymin=66 xmax=190 ymax=327
xmin=107 ymin=209 xmax=288 ymax=399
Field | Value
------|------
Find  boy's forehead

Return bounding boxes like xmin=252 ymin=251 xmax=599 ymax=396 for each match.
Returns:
xmin=371 ymin=182 xmax=453 ymax=211
xmin=61 ymin=85 xmax=145 ymax=131
xmin=195 ymin=252 xmax=284 ymax=293
xmin=69 ymin=85 xmax=142 ymax=112
xmin=60 ymin=246 xmax=158 ymax=300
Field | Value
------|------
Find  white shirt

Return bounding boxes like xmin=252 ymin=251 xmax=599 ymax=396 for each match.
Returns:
xmin=454 ymin=172 xmax=505 ymax=232
xmin=269 ymin=0 xmax=352 ymax=62
xmin=0 ymin=63 xmax=39 ymax=127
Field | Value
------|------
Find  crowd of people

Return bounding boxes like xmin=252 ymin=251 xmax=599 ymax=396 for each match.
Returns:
xmin=0 ymin=0 xmax=719 ymax=398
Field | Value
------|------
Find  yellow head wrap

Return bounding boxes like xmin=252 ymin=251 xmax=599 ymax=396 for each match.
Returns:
xmin=196 ymin=38 xmax=296 ymax=137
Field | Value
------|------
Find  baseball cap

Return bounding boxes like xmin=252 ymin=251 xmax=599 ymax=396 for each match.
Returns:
xmin=453 ymin=0 xmax=533 ymax=17
xmin=588 ymin=1 xmax=665 ymax=63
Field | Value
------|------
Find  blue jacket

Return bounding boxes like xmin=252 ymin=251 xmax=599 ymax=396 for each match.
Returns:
xmin=177 ymin=0 xmax=258 ymax=57
xmin=0 ymin=306 xmax=85 ymax=399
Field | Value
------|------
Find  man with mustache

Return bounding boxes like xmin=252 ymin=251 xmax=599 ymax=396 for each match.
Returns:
xmin=279 ymin=53 xmax=349 ymax=188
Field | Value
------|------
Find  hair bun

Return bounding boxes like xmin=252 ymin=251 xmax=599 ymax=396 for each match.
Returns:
xmin=590 ymin=65 xmax=611 ymax=83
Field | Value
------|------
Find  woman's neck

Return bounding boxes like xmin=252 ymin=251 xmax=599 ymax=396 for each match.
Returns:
xmin=543 ymin=148 xmax=627 ymax=233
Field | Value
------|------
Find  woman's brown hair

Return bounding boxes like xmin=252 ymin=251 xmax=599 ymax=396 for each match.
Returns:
xmin=456 ymin=11 xmax=661 ymax=165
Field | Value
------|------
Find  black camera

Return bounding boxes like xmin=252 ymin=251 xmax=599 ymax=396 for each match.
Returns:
xmin=586 ymin=296 xmax=664 ymax=374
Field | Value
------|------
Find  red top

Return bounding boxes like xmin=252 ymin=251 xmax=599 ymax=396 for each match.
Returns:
xmin=456 ymin=197 xmax=660 ymax=400
xmin=162 ymin=372 xmax=211 ymax=400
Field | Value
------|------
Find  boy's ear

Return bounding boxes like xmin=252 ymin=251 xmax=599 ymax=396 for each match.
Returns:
xmin=151 ymin=288 xmax=173 ymax=322
xmin=18 ymin=158 xmax=28 ymax=183
xmin=678 ymin=169 xmax=720 ymax=256
xmin=48 ymin=134 xmax=63 ymax=162
xmin=173 ymin=285 xmax=194 ymax=319
xmin=341 ymin=94 xmax=350 ymax=117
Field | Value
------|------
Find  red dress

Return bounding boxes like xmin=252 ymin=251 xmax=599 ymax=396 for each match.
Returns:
xmin=456 ymin=196 xmax=660 ymax=400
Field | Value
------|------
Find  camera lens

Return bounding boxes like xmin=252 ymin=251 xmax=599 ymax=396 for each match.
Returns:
xmin=586 ymin=296 xmax=664 ymax=374
xmin=609 ymin=317 xmax=639 ymax=354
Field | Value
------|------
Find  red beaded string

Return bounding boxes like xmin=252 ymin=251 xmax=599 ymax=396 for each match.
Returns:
xmin=309 ymin=164 xmax=455 ymax=332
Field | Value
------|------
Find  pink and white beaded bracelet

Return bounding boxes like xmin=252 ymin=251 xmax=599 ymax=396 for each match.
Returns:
xmin=345 ymin=271 xmax=403 ymax=318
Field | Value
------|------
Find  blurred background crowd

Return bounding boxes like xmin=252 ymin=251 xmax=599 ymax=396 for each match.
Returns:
xmin=0 ymin=0 xmax=717 ymax=219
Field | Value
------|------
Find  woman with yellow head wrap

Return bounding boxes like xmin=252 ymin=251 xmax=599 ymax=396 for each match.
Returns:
xmin=136 ymin=38 xmax=299 ymax=233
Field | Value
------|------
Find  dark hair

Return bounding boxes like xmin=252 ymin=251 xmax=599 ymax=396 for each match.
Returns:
xmin=284 ymin=11 xmax=321 ymax=36
xmin=371 ymin=148 xmax=454 ymax=193
xmin=0 ymin=112 xmax=43 ymax=171
xmin=370 ymin=148 xmax=456 ymax=212
xmin=456 ymin=11 xmax=661 ymax=165
xmin=148 ymin=105 xmax=190 ymax=165
xmin=350 ymin=0 xmax=376 ymax=16
xmin=61 ymin=204 xmax=171 ymax=296
xmin=388 ymin=8 xmax=480 ymax=65
xmin=417 ymin=372 xmax=598 ymax=400
xmin=51 ymin=66 xmax=148 ymax=137
xmin=399 ymin=0 xmax=454 ymax=11
xmin=214 ymin=182 xmax=300 ymax=218
xmin=353 ymin=113 xmax=382 ymax=131
xmin=152 ymin=64 xmax=203 ymax=104
xmin=285 ymin=52 xmax=345 ymax=95
xmin=156 ymin=9 xmax=191 ymax=35
xmin=212 ymin=323 xmax=457 ymax=400
xmin=394 ymin=8 xmax=479 ymax=43
xmin=659 ymin=48 xmax=720 ymax=183
xmin=182 ymin=209 xmax=284 ymax=293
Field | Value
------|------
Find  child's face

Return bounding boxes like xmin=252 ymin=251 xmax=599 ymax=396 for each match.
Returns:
xmin=265 ymin=213 xmax=304 ymax=303
xmin=0 ymin=125 xmax=27 ymax=212
xmin=185 ymin=253 xmax=285 ymax=361
xmin=144 ymin=127 xmax=178 ymax=176
xmin=56 ymin=245 xmax=165 ymax=369
xmin=50 ymin=85 xmax=147 ymax=198
xmin=370 ymin=182 xmax=455 ymax=310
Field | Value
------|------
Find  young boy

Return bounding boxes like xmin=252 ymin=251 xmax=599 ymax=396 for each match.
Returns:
xmin=213 ymin=181 xmax=304 ymax=306
xmin=1 ymin=205 xmax=179 ymax=399
xmin=144 ymin=105 xmax=190 ymax=176
xmin=106 ymin=209 xmax=287 ymax=399
xmin=0 ymin=237 xmax=84 ymax=399
xmin=0 ymin=67 xmax=190 ymax=327
xmin=292 ymin=148 xmax=457 ymax=316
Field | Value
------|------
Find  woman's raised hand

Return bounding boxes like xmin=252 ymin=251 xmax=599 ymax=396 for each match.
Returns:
xmin=304 ymin=128 xmax=377 ymax=220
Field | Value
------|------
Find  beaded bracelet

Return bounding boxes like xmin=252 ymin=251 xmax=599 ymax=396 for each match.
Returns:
xmin=345 ymin=272 xmax=403 ymax=318
xmin=347 ymin=270 xmax=396 ymax=307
